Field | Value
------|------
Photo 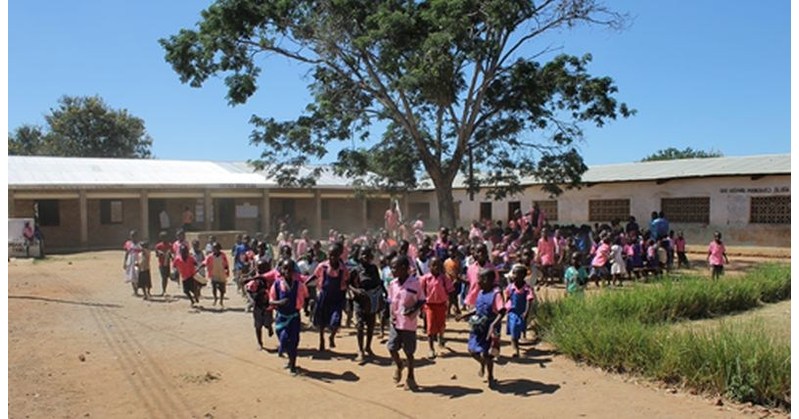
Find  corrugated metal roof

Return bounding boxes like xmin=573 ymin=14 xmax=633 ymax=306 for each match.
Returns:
xmin=9 ymin=153 xmax=790 ymax=190
xmin=7 ymin=156 xmax=356 ymax=189
xmin=418 ymin=153 xmax=790 ymax=190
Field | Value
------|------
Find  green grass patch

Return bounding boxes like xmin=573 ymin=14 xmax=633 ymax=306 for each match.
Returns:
xmin=536 ymin=263 xmax=790 ymax=409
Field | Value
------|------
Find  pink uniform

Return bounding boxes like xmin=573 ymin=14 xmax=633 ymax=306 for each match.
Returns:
xmin=537 ymin=237 xmax=557 ymax=266
xmin=675 ymin=237 xmax=686 ymax=253
xmin=388 ymin=276 xmax=426 ymax=332
xmin=173 ymin=255 xmax=197 ymax=281
xmin=313 ymin=260 xmax=349 ymax=291
xmin=504 ymin=283 xmax=535 ymax=310
xmin=592 ymin=243 xmax=611 ymax=267
xmin=419 ymin=273 xmax=452 ymax=305
xmin=708 ymin=241 xmax=726 ymax=266
xmin=269 ymin=277 xmax=310 ymax=311
xmin=464 ymin=261 xmax=498 ymax=307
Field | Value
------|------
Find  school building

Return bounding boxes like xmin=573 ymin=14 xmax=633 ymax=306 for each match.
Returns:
xmin=8 ymin=153 xmax=791 ymax=252
xmin=408 ymin=154 xmax=790 ymax=247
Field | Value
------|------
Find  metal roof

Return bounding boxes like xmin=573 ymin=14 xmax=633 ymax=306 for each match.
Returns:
xmin=9 ymin=153 xmax=790 ymax=190
xmin=7 ymin=156 xmax=356 ymax=189
xmin=418 ymin=153 xmax=790 ymax=190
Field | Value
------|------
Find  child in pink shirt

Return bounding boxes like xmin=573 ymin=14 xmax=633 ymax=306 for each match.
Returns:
xmin=675 ymin=231 xmax=690 ymax=269
xmin=589 ymin=236 xmax=611 ymax=288
xmin=387 ymin=255 xmax=426 ymax=391
xmin=535 ymin=227 xmax=557 ymax=286
xmin=419 ymin=257 xmax=452 ymax=359
xmin=707 ymin=231 xmax=729 ymax=279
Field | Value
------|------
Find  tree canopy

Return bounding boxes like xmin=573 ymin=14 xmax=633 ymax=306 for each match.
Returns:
xmin=161 ymin=0 xmax=633 ymax=227
xmin=641 ymin=147 xmax=723 ymax=162
xmin=8 ymin=95 xmax=153 ymax=158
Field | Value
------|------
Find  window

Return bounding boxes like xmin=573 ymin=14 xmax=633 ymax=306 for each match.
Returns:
xmin=507 ymin=201 xmax=521 ymax=222
xmin=661 ymin=197 xmax=709 ymax=223
xmin=750 ymin=196 xmax=790 ymax=224
xmin=533 ymin=200 xmax=558 ymax=222
xmin=480 ymin=202 xmax=492 ymax=221
xmin=35 ymin=200 xmax=60 ymax=226
xmin=588 ymin=199 xmax=630 ymax=222
xmin=100 ymin=200 xmax=124 ymax=224
xmin=409 ymin=202 xmax=431 ymax=221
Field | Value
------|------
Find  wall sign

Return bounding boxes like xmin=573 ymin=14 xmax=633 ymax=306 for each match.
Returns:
xmin=719 ymin=186 xmax=789 ymax=194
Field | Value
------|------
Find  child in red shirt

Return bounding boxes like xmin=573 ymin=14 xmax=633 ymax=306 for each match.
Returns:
xmin=419 ymin=257 xmax=453 ymax=359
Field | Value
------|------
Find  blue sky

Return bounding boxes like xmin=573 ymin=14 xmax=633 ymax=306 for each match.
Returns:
xmin=8 ymin=0 xmax=790 ymax=166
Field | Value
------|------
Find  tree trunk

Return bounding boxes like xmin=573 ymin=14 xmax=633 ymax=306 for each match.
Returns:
xmin=432 ymin=178 xmax=457 ymax=229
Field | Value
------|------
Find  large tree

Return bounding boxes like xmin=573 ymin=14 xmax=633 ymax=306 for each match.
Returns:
xmin=161 ymin=0 xmax=632 ymax=227
xmin=641 ymin=147 xmax=723 ymax=162
xmin=9 ymin=95 xmax=153 ymax=158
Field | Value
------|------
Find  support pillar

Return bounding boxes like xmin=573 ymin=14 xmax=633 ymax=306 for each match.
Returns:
xmin=9 ymin=190 xmax=15 ymax=218
xmin=262 ymin=189 xmax=271 ymax=238
xmin=140 ymin=190 xmax=149 ymax=240
xmin=79 ymin=190 xmax=88 ymax=248
xmin=314 ymin=190 xmax=322 ymax=240
xmin=362 ymin=199 xmax=368 ymax=231
xmin=204 ymin=189 xmax=212 ymax=231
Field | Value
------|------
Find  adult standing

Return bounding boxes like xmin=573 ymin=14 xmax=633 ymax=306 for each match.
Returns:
xmin=159 ymin=208 xmax=171 ymax=232
xmin=182 ymin=206 xmax=194 ymax=232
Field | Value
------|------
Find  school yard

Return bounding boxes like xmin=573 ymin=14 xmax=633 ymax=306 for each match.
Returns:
xmin=8 ymin=250 xmax=790 ymax=419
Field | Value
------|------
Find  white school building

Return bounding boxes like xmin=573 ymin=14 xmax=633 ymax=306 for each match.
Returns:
xmin=7 ymin=154 xmax=790 ymax=252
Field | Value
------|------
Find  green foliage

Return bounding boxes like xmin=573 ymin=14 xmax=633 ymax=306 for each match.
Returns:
xmin=641 ymin=147 xmax=723 ymax=162
xmin=536 ymin=264 xmax=791 ymax=409
xmin=161 ymin=0 xmax=634 ymax=225
xmin=9 ymin=95 xmax=153 ymax=158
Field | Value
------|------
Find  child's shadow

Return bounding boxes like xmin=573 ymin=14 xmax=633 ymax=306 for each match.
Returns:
xmin=417 ymin=384 xmax=483 ymax=399
xmin=298 ymin=349 xmax=357 ymax=361
xmin=299 ymin=368 xmax=359 ymax=383
xmin=492 ymin=379 xmax=561 ymax=396
xmin=496 ymin=347 xmax=556 ymax=367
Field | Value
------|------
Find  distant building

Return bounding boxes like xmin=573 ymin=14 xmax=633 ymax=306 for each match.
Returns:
xmin=8 ymin=154 xmax=790 ymax=251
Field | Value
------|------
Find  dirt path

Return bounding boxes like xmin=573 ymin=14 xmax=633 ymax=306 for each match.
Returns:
xmin=8 ymin=252 xmax=788 ymax=419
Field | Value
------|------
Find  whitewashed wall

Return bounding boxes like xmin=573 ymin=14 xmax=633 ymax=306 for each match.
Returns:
xmin=408 ymin=174 xmax=790 ymax=247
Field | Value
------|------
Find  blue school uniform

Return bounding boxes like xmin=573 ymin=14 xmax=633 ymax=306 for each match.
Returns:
xmin=274 ymin=279 xmax=301 ymax=359
xmin=312 ymin=266 xmax=345 ymax=331
xmin=468 ymin=289 xmax=501 ymax=356
xmin=505 ymin=285 xmax=530 ymax=340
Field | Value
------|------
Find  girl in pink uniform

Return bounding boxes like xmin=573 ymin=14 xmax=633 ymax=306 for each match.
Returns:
xmin=707 ymin=231 xmax=729 ymax=279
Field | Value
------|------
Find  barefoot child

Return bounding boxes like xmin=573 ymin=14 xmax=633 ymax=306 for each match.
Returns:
xmin=173 ymin=244 xmax=200 ymax=306
xmin=270 ymin=259 xmax=310 ymax=375
xmin=387 ymin=255 xmax=426 ymax=390
xmin=459 ymin=268 xmax=506 ymax=388
xmin=419 ymin=256 xmax=451 ymax=359
xmin=311 ymin=242 xmax=349 ymax=351
xmin=504 ymin=264 xmax=534 ymax=358
xmin=564 ymin=253 xmax=588 ymax=296
xmin=123 ymin=230 xmax=141 ymax=296
xmin=246 ymin=260 xmax=276 ymax=350
xmin=707 ymin=231 xmax=729 ymax=280
xmin=137 ymin=241 xmax=153 ymax=300
xmin=204 ymin=243 xmax=230 ymax=308
xmin=154 ymin=232 xmax=172 ymax=296
xmin=349 ymin=246 xmax=385 ymax=362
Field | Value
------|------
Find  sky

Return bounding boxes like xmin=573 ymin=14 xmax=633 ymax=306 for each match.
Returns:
xmin=7 ymin=0 xmax=791 ymax=166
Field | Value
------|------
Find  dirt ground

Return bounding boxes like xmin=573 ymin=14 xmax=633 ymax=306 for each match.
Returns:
xmin=8 ymin=251 xmax=790 ymax=419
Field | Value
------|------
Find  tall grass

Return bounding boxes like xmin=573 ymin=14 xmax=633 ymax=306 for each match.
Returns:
xmin=536 ymin=263 xmax=791 ymax=409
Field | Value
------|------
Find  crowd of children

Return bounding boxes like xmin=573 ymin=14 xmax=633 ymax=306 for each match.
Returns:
xmin=120 ymin=208 xmax=729 ymax=389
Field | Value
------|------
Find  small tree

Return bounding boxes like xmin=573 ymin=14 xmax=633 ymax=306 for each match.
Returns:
xmin=9 ymin=95 xmax=153 ymax=158
xmin=641 ymin=147 xmax=723 ymax=162
xmin=161 ymin=0 xmax=633 ymax=227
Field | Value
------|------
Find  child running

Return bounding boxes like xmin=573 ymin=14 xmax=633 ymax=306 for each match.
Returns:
xmin=137 ymin=241 xmax=153 ymax=300
xmin=504 ymin=264 xmax=534 ymax=358
xmin=246 ymin=259 xmax=275 ymax=350
xmin=459 ymin=268 xmax=506 ymax=388
xmin=154 ymin=232 xmax=172 ymax=296
xmin=707 ymin=231 xmax=729 ymax=280
xmin=348 ymin=246 xmax=385 ymax=363
xmin=386 ymin=255 xmax=426 ymax=391
xmin=270 ymin=259 xmax=309 ymax=375
xmin=311 ymin=242 xmax=349 ymax=351
xmin=204 ymin=242 xmax=230 ymax=308
xmin=418 ymin=256 xmax=452 ymax=359
xmin=173 ymin=244 xmax=200 ymax=307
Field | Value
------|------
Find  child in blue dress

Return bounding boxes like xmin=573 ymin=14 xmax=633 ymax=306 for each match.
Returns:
xmin=504 ymin=264 xmax=534 ymax=358
xmin=458 ymin=268 xmax=506 ymax=388
xmin=270 ymin=259 xmax=309 ymax=376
